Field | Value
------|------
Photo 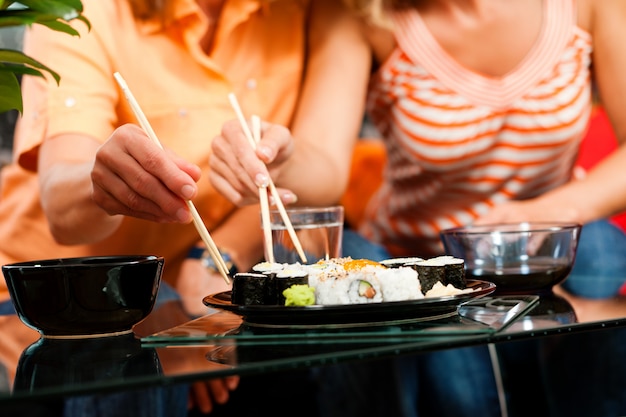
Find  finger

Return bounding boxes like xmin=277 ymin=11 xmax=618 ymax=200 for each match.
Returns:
xmin=189 ymin=381 xmax=213 ymax=414
xmin=206 ymin=378 xmax=232 ymax=405
xmin=209 ymin=146 xmax=257 ymax=196
xmin=94 ymin=145 xmax=190 ymax=222
xmin=91 ymin=152 xmax=169 ymax=220
xmin=218 ymin=120 xmax=272 ymax=188
xmin=212 ymin=140 xmax=266 ymax=191
xmin=209 ymin=172 xmax=259 ymax=207
xmin=268 ymin=186 xmax=298 ymax=206
xmin=225 ymin=375 xmax=240 ymax=391
xmin=121 ymin=125 xmax=199 ymax=200
xmin=91 ymin=181 xmax=169 ymax=223
xmin=258 ymin=122 xmax=294 ymax=166
xmin=165 ymin=147 xmax=202 ymax=182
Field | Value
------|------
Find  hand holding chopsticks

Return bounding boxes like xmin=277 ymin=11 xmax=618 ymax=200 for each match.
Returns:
xmin=114 ymin=72 xmax=231 ymax=284
xmin=228 ymin=93 xmax=307 ymax=264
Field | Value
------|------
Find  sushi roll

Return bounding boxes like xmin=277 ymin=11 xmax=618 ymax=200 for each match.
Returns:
xmin=252 ymin=261 xmax=284 ymax=304
xmin=376 ymin=266 xmax=423 ymax=301
xmin=275 ymin=267 xmax=309 ymax=306
xmin=314 ymin=271 xmax=352 ymax=305
xmin=231 ymin=272 xmax=269 ymax=306
xmin=431 ymin=256 xmax=466 ymax=289
xmin=406 ymin=258 xmax=447 ymax=294
xmin=347 ymin=273 xmax=383 ymax=304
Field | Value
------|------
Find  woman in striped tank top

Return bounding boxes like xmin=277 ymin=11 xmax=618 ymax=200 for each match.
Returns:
xmin=211 ymin=0 xmax=626 ymax=415
xmin=212 ymin=0 xmax=626 ymax=300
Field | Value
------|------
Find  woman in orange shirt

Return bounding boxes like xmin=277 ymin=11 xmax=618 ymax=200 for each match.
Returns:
xmin=0 ymin=0 xmax=375 ymax=415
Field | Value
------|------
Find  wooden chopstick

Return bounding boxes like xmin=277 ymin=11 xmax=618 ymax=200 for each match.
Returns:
xmin=252 ymin=116 xmax=275 ymax=263
xmin=227 ymin=93 xmax=307 ymax=263
xmin=114 ymin=72 xmax=231 ymax=284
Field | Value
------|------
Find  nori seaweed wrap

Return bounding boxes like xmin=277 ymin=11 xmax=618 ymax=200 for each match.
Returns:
xmin=252 ymin=262 xmax=284 ymax=304
xmin=231 ymin=272 xmax=269 ymax=305
xmin=432 ymin=256 xmax=466 ymax=289
xmin=406 ymin=259 xmax=446 ymax=294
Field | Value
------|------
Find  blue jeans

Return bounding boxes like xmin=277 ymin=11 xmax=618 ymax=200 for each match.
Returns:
xmin=342 ymin=228 xmax=390 ymax=261
xmin=561 ymin=219 xmax=626 ymax=298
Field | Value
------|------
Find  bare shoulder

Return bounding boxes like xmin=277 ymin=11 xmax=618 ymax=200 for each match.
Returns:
xmin=362 ymin=22 xmax=395 ymax=65
xmin=578 ymin=0 xmax=626 ymax=34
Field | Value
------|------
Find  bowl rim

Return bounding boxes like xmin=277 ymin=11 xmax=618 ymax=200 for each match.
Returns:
xmin=2 ymin=255 xmax=163 ymax=270
xmin=440 ymin=221 xmax=582 ymax=236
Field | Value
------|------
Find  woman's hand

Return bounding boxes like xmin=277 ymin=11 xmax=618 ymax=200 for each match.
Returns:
xmin=474 ymin=197 xmax=578 ymax=226
xmin=188 ymin=376 xmax=240 ymax=415
xmin=91 ymin=124 xmax=202 ymax=223
xmin=209 ymin=119 xmax=296 ymax=207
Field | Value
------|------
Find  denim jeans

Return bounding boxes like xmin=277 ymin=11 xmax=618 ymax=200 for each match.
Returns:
xmin=560 ymin=219 xmax=626 ymax=298
xmin=341 ymin=228 xmax=390 ymax=261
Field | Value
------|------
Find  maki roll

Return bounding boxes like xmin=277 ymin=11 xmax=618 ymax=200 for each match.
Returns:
xmin=231 ymin=272 xmax=269 ymax=306
xmin=275 ymin=267 xmax=309 ymax=306
xmin=406 ymin=258 xmax=447 ymax=294
xmin=252 ymin=261 xmax=284 ymax=304
xmin=431 ymin=256 xmax=466 ymax=289
xmin=347 ymin=273 xmax=383 ymax=304
xmin=376 ymin=266 xmax=423 ymax=301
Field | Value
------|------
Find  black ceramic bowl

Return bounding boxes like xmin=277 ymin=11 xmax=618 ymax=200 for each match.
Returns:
xmin=2 ymin=255 xmax=164 ymax=338
xmin=440 ymin=222 xmax=581 ymax=294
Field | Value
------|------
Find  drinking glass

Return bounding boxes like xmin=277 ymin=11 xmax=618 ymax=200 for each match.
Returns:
xmin=266 ymin=206 xmax=344 ymax=264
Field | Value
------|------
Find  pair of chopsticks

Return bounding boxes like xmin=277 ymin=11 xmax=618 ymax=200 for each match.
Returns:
xmin=114 ymin=72 xmax=231 ymax=285
xmin=251 ymin=115 xmax=275 ymax=263
xmin=227 ymin=93 xmax=307 ymax=264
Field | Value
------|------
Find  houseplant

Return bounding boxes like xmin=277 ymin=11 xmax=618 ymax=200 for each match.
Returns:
xmin=0 ymin=0 xmax=89 ymax=114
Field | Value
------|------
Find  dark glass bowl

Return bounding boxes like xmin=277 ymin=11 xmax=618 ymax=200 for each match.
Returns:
xmin=2 ymin=255 xmax=164 ymax=338
xmin=440 ymin=222 xmax=581 ymax=295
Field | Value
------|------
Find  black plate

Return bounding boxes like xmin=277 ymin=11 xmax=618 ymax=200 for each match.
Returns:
xmin=203 ymin=279 xmax=495 ymax=326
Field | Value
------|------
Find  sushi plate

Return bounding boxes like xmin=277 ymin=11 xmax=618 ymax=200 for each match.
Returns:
xmin=203 ymin=279 xmax=496 ymax=326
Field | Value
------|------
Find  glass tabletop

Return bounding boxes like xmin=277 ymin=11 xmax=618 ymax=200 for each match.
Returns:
xmin=2 ymin=291 xmax=626 ymax=405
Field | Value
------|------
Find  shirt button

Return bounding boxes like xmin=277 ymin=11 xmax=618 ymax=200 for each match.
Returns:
xmin=245 ymin=79 xmax=257 ymax=90
xmin=64 ymin=97 xmax=77 ymax=108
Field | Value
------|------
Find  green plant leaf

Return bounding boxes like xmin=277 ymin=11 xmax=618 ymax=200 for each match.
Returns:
xmin=0 ymin=0 xmax=88 ymax=115
xmin=8 ymin=0 xmax=83 ymax=19
xmin=0 ymin=10 xmax=89 ymax=33
xmin=34 ymin=18 xmax=80 ymax=36
xmin=0 ymin=71 xmax=22 ymax=113
xmin=0 ymin=49 xmax=61 ymax=83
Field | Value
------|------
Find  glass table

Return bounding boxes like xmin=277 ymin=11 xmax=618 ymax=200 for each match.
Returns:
xmin=2 ymin=289 xmax=626 ymax=410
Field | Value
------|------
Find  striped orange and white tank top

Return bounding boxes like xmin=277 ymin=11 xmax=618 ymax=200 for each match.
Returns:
xmin=360 ymin=0 xmax=592 ymax=257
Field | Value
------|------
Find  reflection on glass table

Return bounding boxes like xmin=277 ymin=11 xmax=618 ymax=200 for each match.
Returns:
xmin=3 ymin=290 xmax=626 ymax=405
xmin=14 ymin=334 xmax=161 ymax=393
xmin=142 ymin=295 xmax=539 ymax=347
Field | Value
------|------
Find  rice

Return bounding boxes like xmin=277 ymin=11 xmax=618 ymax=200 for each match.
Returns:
xmin=376 ymin=266 xmax=423 ymax=301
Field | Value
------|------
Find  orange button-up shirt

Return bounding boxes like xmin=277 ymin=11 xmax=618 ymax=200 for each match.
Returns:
xmin=0 ymin=0 xmax=309 ymax=301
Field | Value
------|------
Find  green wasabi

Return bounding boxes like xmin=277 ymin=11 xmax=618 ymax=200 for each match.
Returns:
xmin=283 ymin=284 xmax=316 ymax=306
